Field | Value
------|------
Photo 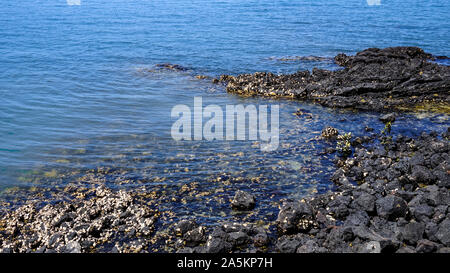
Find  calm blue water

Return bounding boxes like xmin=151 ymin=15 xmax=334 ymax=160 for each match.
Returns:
xmin=0 ymin=1 xmax=449 ymax=222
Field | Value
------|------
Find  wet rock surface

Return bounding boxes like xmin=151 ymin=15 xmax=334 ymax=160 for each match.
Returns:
xmin=0 ymin=186 xmax=159 ymax=253
xmin=231 ymin=191 xmax=256 ymax=211
xmin=170 ymin=126 xmax=449 ymax=253
xmin=174 ymin=222 xmax=269 ymax=253
xmin=216 ymin=47 xmax=450 ymax=112
xmin=321 ymin=126 xmax=339 ymax=139
xmin=0 ymin=47 xmax=449 ymax=253
xmin=270 ymin=129 xmax=449 ymax=253
xmin=0 ymin=126 xmax=448 ymax=253
xmin=154 ymin=63 xmax=189 ymax=72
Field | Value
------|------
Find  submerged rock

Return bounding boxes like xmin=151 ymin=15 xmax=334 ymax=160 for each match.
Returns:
xmin=154 ymin=63 xmax=189 ymax=71
xmin=0 ymin=97 xmax=448 ymax=255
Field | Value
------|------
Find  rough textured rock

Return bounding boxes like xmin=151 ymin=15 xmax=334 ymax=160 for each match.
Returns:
xmin=353 ymin=192 xmax=376 ymax=213
xmin=379 ymin=113 xmax=396 ymax=123
xmin=375 ymin=195 xmax=408 ymax=220
xmin=154 ymin=63 xmax=189 ymax=71
xmin=276 ymin=201 xmax=315 ymax=234
xmin=276 ymin=236 xmax=302 ymax=253
xmin=269 ymin=129 xmax=449 ymax=253
xmin=435 ymin=219 xmax=450 ymax=247
xmin=0 ymin=108 xmax=448 ymax=254
xmin=176 ymin=222 xmax=269 ymax=253
xmin=217 ymin=47 xmax=450 ymax=112
xmin=400 ymin=222 xmax=426 ymax=245
xmin=321 ymin=126 xmax=339 ymax=139
xmin=0 ymin=186 xmax=158 ymax=253
xmin=230 ymin=191 xmax=256 ymax=210
xmin=174 ymin=220 xmax=198 ymax=236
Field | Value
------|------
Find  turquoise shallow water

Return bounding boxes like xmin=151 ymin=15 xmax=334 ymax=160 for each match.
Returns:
xmin=0 ymin=1 xmax=449 ymax=224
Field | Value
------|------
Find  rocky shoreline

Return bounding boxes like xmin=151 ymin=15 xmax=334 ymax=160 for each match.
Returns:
xmin=172 ymin=126 xmax=450 ymax=253
xmin=0 ymin=46 xmax=449 ymax=253
xmin=0 ymin=186 xmax=160 ymax=253
xmin=1 ymin=124 xmax=448 ymax=253
xmin=215 ymin=47 xmax=450 ymax=112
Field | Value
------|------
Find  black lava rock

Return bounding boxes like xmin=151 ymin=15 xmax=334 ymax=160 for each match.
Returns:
xmin=435 ymin=219 xmax=450 ymax=247
xmin=379 ymin=113 xmax=396 ymax=124
xmin=353 ymin=192 xmax=376 ymax=213
xmin=219 ymin=47 xmax=450 ymax=112
xmin=400 ymin=222 xmax=426 ymax=245
xmin=276 ymin=201 xmax=315 ymax=234
xmin=175 ymin=220 xmax=198 ymax=236
xmin=375 ymin=195 xmax=408 ymax=220
xmin=231 ymin=191 xmax=256 ymax=211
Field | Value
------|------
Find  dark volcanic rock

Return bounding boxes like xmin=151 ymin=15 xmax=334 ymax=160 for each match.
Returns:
xmin=173 ymin=128 xmax=448 ymax=254
xmin=227 ymin=231 xmax=250 ymax=247
xmin=416 ymin=239 xmax=439 ymax=253
xmin=353 ymin=192 xmax=376 ymax=213
xmin=231 ymin=191 xmax=256 ymax=211
xmin=203 ymin=227 xmax=232 ymax=253
xmin=175 ymin=220 xmax=198 ymax=236
xmin=409 ymin=165 xmax=435 ymax=184
xmin=276 ymin=237 xmax=302 ymax=253
xmin=296 ymin=240 xmax=327 ymax=253
xmin=204 ymin=237 xmax=231 ymax=253
xmin=321 ymin=126 xmax=339 ymax=139
xmin=400 ymin=222 xmax=426 ymax=245
xmin=276 ymin=201 xmax=315 ymax=234
xmin=253 ymin=233 xmax=269 ymax=248
xmin=155 ymin=63 xmax=189 ymax=71
xmin=1 ymin=95 xmax=448 ymax=255
xmin=410 ymin=203 xmax=434 ymax=222
xmin=344 ymin=211 xmax=370 ymax=227
xmin=183 ymin=226 xmax=207 ymax=247
xmin=376 ymin=195 xmax=408 ymax=220
xmin=435 ymin=219 xmax=450 ymax=246
xmin=217 ymin=47 xmax=450 ymax=112
xmin=0 ymin=186 xmax=158 ymax=253
xmin=268 ymin=129 xmax=449 ymax=253
xmin=379 ymin=113 xmax=396 ymax=123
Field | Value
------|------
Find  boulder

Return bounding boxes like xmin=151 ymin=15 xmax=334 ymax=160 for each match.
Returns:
xmin=231 ymin=191 xmax=256 ymax=210
xmin=379 ymin=113 xmax=396 ymax=124
xmin=435 ymin=218 xmax=450 ymax=247
xmin=276 ymin=201 xmax=315 ymax=234
xmin=400 ymin=222 xmax=425 ymax=245
xmin=376 ymin=195 xmax=408 ymax=220
xmin=353 ymin=192 xmax=376 ymax=212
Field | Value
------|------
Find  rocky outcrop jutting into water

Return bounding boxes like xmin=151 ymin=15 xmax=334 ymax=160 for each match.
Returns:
xmin=216 ymin=47 xmax=450 ymax=112
xmin=0 ymin=47 xmax=449 ymax=253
